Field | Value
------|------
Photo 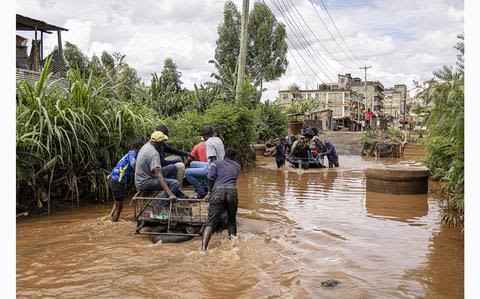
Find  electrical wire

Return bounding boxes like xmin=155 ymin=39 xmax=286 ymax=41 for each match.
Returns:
xmin=284 ymin=0 xmax=347 ymax=70
xmin=275 ymin=0 xmax=337 ymax=81
xmin=317 ymin=0 xmax=367 ymax=65
xmin=308 ymin=0 xmax=360 ymax=66
xmin=269 ymin=0 xmax=336 ymax=82
xmin=261 ymin=0 xmax=328 ymax=84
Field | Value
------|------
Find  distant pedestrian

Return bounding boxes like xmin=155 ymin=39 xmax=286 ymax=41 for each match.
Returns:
xmin=275 ymin=138 xmax=288 ymax=168
xmin=364 ymin=108 xmax=374 ymax=130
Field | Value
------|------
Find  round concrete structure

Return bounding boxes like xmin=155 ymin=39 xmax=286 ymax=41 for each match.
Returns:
xmin=365 ymin=165 xmax=430 ymax=194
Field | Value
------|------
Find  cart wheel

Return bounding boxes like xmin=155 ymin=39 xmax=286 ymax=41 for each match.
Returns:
xmin=149 ymin=225 xmax=194 ymax=244
xmin=150 ymin=234 xmax=194 ymax=244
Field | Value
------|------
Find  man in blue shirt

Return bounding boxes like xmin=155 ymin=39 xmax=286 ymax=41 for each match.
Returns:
xmin=321 ymin=140 xmax=339 ymax=168
xmin=109 ymin=138 xmax=144 ymax=222
xmin=201 ymin=148 xmax=241 ymax=251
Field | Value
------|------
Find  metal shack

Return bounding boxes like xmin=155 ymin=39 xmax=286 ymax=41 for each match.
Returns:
xmin=16 ymin=14 xmax=69 ymax=90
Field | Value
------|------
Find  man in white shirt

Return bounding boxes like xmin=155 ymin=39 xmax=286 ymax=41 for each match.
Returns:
xmin=204 ymin=125 xmax=225 ymax=162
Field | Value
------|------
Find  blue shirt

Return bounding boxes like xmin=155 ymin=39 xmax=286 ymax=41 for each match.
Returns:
xmin=207 ymin=159 xmax=241 ymax=190
xmin=323 ymin=144 xmax=338 ymax=161
xmin=111 ymin=150 xmax=138 ymax=184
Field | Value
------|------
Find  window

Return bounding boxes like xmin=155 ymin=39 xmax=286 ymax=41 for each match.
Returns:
xmin=315 ymin=93 xmax=319 ymax=99
xmin=282 ymin=93 xmax=289 ymax=100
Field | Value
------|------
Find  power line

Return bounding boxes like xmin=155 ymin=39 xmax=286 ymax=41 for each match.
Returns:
xmin=275 ymin=0 xmax=337 ymax=80
xmin=308 ymin=0 xmax=359 ymax=66
xmin=267 ymin=0 xmax=332 ymax=82
xmin=284 ymin=0 xmax=348 ymax=70
xmin=273 ymin=0 xmax=336 ymax=81
xmin=261 ymin=0 xmax=328 ymax=84
xmin=289 ymin=50 xmax=312 ymax=88
xmin=269 ymin=0 xmax=336 ymax=82
xmin=317 ymin=0 xmax=366 ymax=65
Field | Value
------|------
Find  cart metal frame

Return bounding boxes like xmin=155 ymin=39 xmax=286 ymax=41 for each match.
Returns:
xmin=131 ymin=190 xmax=209 ymax=238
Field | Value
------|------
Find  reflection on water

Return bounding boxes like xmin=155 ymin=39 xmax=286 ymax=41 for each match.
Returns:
xmin=17 ymin=155 xmax=463 ymax=298
xmin=366 ymin=191 xmax=428 ymax=224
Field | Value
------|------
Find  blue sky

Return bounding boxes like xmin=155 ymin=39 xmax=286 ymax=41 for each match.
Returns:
xmin=16 ymin=0 xmax=464 ymax=100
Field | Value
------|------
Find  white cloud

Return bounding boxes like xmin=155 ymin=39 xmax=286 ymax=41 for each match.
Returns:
xmin=16 ymin=0 xmax=463 ymax=100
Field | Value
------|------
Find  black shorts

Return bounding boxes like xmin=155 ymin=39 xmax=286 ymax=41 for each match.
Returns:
xmin=207 ymin=187 xmax=238 ymax=231
xmin=109 ymin=177 xmax=127 ymax=201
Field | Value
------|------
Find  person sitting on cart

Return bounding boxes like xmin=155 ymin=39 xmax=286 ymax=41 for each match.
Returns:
xmin=108 ymin=138 xmax=144 ymax=222
xmin=275 ymin=138 xmax=287 ymax=168
xmin=286 ymin=135 xmax=297 ymax=154
xmin=135 ymin=131 xmax=180 ymax=203
xmin=288 ymin=137 xmax=309 ymax=169
xmin=201 ymin=148 xmax=241 ymax=251
xmin=156 ymin=124 xmax=196 ymax=191
xmin=320 ymin=140 xmax=339 ymax=168
xmin=184 ymin=135 xmax=209 ymax=199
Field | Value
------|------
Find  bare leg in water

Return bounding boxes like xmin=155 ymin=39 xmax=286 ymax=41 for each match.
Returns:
xmin=201 ymin=225 xmax=213 ymax=250
xmin=110 ymin=201 xmax=124 ymax=222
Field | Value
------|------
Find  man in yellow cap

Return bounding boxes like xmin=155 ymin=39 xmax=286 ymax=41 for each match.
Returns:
xmin=134 ymin=131 xmax=178 ymax=200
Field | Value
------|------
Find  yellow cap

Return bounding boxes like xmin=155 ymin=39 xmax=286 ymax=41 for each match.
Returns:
xmin=151 ymin=131 xmax=168 ymax=143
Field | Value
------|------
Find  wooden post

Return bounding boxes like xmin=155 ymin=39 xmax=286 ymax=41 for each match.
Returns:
xmin=40 ymin=31 xmax=43 ymax=62
xmin=235 ymin=0 xmax=249 ymax=102
xmin=57 ymin=29 xmax=63 ymax=61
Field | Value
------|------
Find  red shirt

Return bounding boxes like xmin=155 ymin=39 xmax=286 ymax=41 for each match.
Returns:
xmin=364 ymin=110 xmax=374 ymax=121
xmin=188 ymin=141 xmax=207 ymax=162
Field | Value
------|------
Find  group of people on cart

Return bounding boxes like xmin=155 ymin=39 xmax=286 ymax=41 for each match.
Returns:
xmin=108 ymin=124 xmax=240 ymax=250
xmin=275 ymin=127 xmax=339 ymax=170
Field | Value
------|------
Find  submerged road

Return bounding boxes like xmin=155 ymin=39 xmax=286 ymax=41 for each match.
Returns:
xmin=16 ymin=155 xmax=463 ymax=298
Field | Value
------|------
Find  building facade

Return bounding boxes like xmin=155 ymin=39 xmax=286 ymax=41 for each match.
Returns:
xmin=384 ymin=84 xmax=407 ymax=120
xmin=277 ymin=83 xmax=365 ymax=121
xmin=338 ymin=73 xmax=385 ymax=115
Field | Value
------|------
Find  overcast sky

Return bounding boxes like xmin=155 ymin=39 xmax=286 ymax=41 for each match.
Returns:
xmin=16 ymin=0 xmax=464 ymax=100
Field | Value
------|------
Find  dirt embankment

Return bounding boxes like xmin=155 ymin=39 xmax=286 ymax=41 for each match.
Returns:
xmin=316 ymin=131 xmax=364 ymax=155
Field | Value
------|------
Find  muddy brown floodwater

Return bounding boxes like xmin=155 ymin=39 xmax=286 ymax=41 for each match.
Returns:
xmin=17 ymin=155 xmax=463 ymax=298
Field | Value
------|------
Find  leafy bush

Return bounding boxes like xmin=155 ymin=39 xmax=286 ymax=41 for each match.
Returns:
xmin=16 ymin=57 xmax=157 ymax=212
xmin=420 ymin=34 xmax=464 ymax=225
xmin=164 ymin=102 xmax=257 ymax=166
xmin=256 ymin=101 xmax=288 ymax=142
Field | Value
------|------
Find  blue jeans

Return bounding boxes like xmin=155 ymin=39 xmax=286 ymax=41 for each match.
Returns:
xmin=137 ymin=177 xmax=180 ymax=200
xmin=185 ymin=162 xmax=209 ymax=196
xmin=162 ymin=164 xmax=177 ymax=180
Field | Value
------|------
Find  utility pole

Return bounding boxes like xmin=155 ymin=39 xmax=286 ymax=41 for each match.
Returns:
xmin=235 ymin=0 xmax=249 ymax=102
xmin=359 ymin=66 xmax=372 ymax=111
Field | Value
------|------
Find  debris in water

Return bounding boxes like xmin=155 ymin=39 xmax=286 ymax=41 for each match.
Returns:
xmin=321 ymin=279 xmax=341 ymax=287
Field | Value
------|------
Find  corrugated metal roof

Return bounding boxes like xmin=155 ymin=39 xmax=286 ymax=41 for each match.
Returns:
xmin=16 ymin=14 xmax=68 ymax=33
xmin=16 ymin=69 xmax=70 ymax=93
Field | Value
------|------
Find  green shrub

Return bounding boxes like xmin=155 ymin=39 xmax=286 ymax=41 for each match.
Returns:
xmin=164 ymin=102 xmax=257 ymax=166
xmin=16 ymin=57 xmax=158 ymax=212
xmin=256 ymin=101 xmax=288 ymax=142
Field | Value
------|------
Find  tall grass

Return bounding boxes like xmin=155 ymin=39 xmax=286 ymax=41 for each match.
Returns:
xmin=16 ymin=57 xmax=157 ymax=213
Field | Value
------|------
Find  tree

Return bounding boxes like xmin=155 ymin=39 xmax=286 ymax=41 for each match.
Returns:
xmin=288 ymin=83 xmax=300 ymax=91
xmin=87 ymin=54 xmax=104 ymax=77
xmin=214 ymin=1 xmax=242 ymax=81
xmin=256 ymin=101 xmax=288 ymax=141
xmin=160 ymin=58 xmax=183 ymax=93
xmin=247 ymin=2 xmax=288 ymax=87
xmin=63 ymin=41 xmax=89 ymax=75
xmin=420 ymin=34 xmax=464 ymax=225
xmin=213 ymin=1 xmax=288 ymax=89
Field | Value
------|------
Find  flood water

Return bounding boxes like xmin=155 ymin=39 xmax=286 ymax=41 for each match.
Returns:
xmin=17 ymin=155 xmax=463 ymax=298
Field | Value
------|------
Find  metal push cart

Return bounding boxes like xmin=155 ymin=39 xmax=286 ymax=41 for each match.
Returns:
xmin=131 ymin=190 xmax=209 ymax=243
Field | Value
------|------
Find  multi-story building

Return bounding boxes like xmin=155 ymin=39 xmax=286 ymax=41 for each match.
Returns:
xmin=384 ymin=84 xmax=407 ymax=120
xmin=277 ymin=83 xmax=365 ymax=121
xmin=339 ymin=73 xmax=385 ymax=115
